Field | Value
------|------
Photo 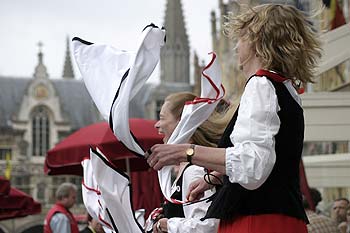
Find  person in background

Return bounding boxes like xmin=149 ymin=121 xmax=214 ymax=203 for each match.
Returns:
xmin=147 ymin=4 xmax=322 ymax=233
xmin=80 ymin=214 xmax=105 ymax=233
xmin=337 ymin=206 xmax=350 ymax=233
xmin=304 ymin=188 xmax=338 ymax=233
xmin=152 ymin=92 xmax=228 ymax=233
xmin=332 ymin=198 xmax=350 ymax=233
xmin=44 ymin=182 xmax=79 ymax=233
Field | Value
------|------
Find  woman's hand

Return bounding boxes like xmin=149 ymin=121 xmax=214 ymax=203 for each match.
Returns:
xmin=186 ymin=178 xmax=212 ymax=202
xmin=152 ymin=218 xmax=169 ymax=233
xmin=146 ymin=144 xmax=189 ymax=170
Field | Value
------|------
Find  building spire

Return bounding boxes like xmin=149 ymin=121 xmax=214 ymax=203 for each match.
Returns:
xmin=62 ymin=36 xmax=75 ymax=79
xmin=160 ymin=0 xmax=190 ymax=84
xmin=33 ymin=41 xmax=49 ymax=79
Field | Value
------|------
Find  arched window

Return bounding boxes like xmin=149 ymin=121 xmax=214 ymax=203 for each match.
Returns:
xmin=31 ymin=106 xmax=50 ymax=156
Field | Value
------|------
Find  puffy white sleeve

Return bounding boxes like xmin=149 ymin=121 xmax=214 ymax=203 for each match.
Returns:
xmin=225 ymin=76 xmax=281 ymax=190
xmin=167 ymin=165 xmax=219 ymax=233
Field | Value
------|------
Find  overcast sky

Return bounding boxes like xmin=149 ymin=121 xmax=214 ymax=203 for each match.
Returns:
xmin=0 ymin=0 xmax=220 ymax=83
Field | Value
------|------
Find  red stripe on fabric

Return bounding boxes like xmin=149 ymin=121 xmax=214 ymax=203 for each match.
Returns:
xmin=186 ymin=52 xmax=223 ymax=107
xmin=170 ymin=198 xmax=186 ymax=204
xmin=99 ymin=214 xmax=112 ymax=229
xmin=255 ymin=69 xmax=288 ymax=83
xmin=82 ymin=179 xmax=101 ymax=195
xmin=202 ymin=53 xmax=220 ymax=99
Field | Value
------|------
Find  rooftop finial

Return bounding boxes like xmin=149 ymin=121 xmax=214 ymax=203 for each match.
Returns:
xmin=37 ymin=41 xmax=44 ymax=63
xmin=33 ymin=41 xmax=49 ymax=79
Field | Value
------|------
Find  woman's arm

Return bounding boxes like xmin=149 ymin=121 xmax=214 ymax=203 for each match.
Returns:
xmin=147 ymin=144 xmax=226 ymax=173
xmin=166 ymin=165 xmax=219 ymax=233
xmin=186 ymin=171 xmax=222 ymax=202
xmin=147 ymin=76 xmax=280 ymax=190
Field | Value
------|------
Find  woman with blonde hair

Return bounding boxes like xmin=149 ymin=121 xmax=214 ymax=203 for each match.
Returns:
xmin=152 ymin=92 xmax=228 ymax=233
xmin=147 ymin=4 xmax=322 ymax=233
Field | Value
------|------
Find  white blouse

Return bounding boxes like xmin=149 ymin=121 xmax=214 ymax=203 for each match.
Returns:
xmin=167 ymin=165 xmax=219 ymax=233
xmin=225 ymin=76 xmax=301 ymax=190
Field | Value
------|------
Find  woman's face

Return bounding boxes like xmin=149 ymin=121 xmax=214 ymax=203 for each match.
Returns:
xmin=154 ymin=101 xmax=179 ymax=143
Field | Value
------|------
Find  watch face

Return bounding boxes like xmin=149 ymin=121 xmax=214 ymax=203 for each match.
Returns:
xmin=186 ymin=148 xmax=194 ymax=156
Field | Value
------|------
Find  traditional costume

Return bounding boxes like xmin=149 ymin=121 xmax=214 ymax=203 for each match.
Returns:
xmin=205 ymin=70 xmax=308 ymax=233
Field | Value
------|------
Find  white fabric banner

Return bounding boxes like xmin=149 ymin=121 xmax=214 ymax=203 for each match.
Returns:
xmin=159 ymin=53 xmax=225 ymax=203
xmin=82 ymin=148 xmax=144 ymax=233
xmin=75 ymin=24 xmax=166 ymax=233
xmin=73 ymin=24 xmax=165 ymax=156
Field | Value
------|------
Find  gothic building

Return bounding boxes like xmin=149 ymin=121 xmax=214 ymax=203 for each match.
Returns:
xmin=0 ymin=41 xmax=99 ymax=232
xmin=0 ymin=0 xmax=192 ymax=231
xmin=146 ymin=0 xmax=193 ymax=119
xmin=0 ymin=40 xmax=154 ymax=233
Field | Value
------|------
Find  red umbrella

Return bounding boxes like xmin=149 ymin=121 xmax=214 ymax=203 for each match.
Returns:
xmin=0 ymin=177 xmax=41 ymax=221
xmin=45 ymin=118 xmax=163 ymax=176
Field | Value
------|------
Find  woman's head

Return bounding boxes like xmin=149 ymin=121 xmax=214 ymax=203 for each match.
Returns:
xmin=155 ymin=92 xmax=196 ymax=143
xmin=224 ymin=4 xmax=322 ymax=83
xmin=155 ymin=92 xmax=229 ymax=146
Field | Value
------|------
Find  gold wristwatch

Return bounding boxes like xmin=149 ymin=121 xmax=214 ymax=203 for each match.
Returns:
xmin=186 ymin=144 xmax=195 ymax=164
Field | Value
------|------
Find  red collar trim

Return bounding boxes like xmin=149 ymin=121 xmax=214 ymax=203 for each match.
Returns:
xmin=255 ymin=69 xmax=288 ymax=83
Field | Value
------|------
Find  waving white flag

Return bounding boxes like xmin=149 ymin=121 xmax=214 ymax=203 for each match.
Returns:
xmin=159 ymin=53 xmax=225 ymax=204
xmin=75 ymin=24 xmax=165 ymax=233
xmin=73 ymin=24 xmax=166 ymax=156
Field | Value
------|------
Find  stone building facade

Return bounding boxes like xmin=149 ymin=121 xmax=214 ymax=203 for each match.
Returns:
xmin=0 ymin=0 xmax=192 ymax=232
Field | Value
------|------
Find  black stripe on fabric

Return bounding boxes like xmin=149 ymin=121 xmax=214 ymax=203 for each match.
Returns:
xmin=90 ymin=147 xmax=145 ymax=232
xmin=109 ymin=68 xmax=130 ymax=131
xmin=128 ymin=179 xmax=146 ymax=232
xmin=106 ymin=208 xmax=119 ymax=233
xmin=142 ymin=23 xmax=158 ymax=31
xmin=161 ymin=26 xmax=167 ymax=43
xmin=130 ymin=131 xmax=145 ymax=157
xmin=71 ymin=37 xmax=94 ymax=45
xmin=90 ymin=147 xmax=129 ymax=179
xmin=118 ymin=139 xmax=145 ymax=158
xmin=108 ymin=67 xmax=147 ymax=158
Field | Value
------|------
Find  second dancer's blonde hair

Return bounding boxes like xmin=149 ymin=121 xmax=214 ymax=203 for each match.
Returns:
xmin=164 ymin=92 xmax=230 ymax=147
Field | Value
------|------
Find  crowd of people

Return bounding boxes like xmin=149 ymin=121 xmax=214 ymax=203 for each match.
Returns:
xmin=45 ymin=3 xmax=349 ymax=233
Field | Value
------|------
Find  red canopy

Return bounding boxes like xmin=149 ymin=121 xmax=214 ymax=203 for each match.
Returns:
xmin=45 ymin=118 xmax=163 ymax=176
xmin=0 ymin=177 xmax=41 ymax=221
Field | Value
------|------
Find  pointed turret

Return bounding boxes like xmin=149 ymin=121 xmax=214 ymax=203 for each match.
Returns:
xmin=62 ymin=36 xmax=74 ymax=79
xmin=33 ymin=41 xmax=49 ymax=79
xmin=160 ymin=0 xmax=190 ymax=84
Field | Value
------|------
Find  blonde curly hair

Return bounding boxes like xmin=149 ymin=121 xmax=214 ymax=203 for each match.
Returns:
xmin=224 ymin=4 xmax=322 ymax=83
